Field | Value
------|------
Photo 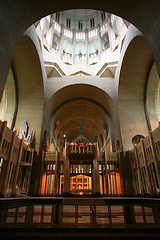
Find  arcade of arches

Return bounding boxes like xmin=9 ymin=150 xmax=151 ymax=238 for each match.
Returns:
xmin=0 ymin=1 xmax=160 ymax=200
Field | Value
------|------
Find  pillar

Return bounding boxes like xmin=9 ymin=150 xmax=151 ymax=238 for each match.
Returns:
xmin=72 ymin=28 xmax=76 ymax=64
xmin=115 ymin=16 xmax=123 ymax=36
xmin=58 ymin=24 xmax=64 ymax=59
xmin=97 ymin=24 xmax=103 ymax=59
xmin=107 ymin=22 xmax=115 ymax=49
xmin=40 ymin=17 xmax=46 ymax=36
xmin=46 ymin=21 xmax=55 ymax=51
xmin=85 ymin=29 xmax=89 ymax=64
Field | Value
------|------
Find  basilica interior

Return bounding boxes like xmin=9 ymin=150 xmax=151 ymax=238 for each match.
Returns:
xmin=0 ymin=1 xmax=160 ymax=238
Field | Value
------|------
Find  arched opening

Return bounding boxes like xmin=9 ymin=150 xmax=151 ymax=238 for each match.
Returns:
xmin=0 ymin=68 xmax=17 ymax=129
xmin=44 ymin=84 xmax=119 ymax=152
xmin=132 ymin=134 xmax=145 ymax=145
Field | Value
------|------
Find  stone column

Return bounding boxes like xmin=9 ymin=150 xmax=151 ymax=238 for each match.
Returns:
xmin=1 ymin=130 xmax=16 ymax=196
xmin=148 ymin=131 xmax=160 ymax=188
xmin=97 ymin=24 xmax=103 ymax=59
xmin=40 ymin=17 xmax=46 ymax=36
xmin=115 ymin=16 xmax=123 ymax=36
xmin=58 ymin=24 xmax=64 ymax=59
xmin=72 ymin=29 xmax=76 ymax=64
xmin=107 ymin=22 xmax=115 ymax=49
xmin=46 ymin=21 xmax=55 ymax=51
xmin=11 ymin=138 xmax=23 ymax=196
xmin=85 ymin=29 xmax=89 ymax=64
xmin=63 ymin=142 xmax=70 ymax=195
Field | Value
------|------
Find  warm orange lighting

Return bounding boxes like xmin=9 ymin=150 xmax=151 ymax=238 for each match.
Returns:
xmin=115 ymin=172 xmax=122 ymax=195
xmin=41 ymin=146 xmax=51 ymax=152
xmin=70 ymin=175 xmax=92 ymax=193
xmin=41 ymin=173 xmax=46 ymax=195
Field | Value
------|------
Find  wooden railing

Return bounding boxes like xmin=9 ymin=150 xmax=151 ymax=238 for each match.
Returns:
xmin=105 ymin=152 xmax=120 ymax=170
xmin=0 ymin=120 xmax=34 ymax=197
xmin=129 ymin=123 xmax=160 ymax=196
xmin=0 ymin=197 xmax=160 ymax=228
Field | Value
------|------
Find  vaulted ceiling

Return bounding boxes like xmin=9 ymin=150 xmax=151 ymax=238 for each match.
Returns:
xmin=52 ymin=99 xmax=109 ymax=142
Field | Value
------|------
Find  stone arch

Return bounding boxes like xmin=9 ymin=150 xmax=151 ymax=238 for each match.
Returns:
xmin=0 ymin=68 xmax=17 ymax=129
xmin=118 ymin=35 xmax=153 ymax=151
xmin=12 ymin=34 xmax=45 ymax=151
xmin=1 ymin=1 xmax=160 ymax=102
xmin=146 ymin=62 xmax=160 ymax=130
xmin=132 ymin=134 xmax=145 ymax=145
xmin=44 ymin=84 xmax=121 ymax=151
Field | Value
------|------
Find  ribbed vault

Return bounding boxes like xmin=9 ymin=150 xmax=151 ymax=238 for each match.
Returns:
xmin=52 ymin=99 xmax=109 ymax=142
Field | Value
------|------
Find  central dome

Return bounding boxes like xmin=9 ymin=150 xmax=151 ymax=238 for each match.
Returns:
xmin=36 ymin=9 xmax=129 ymax=76
xmin=53 ymin=9 xmax=109 ymax=31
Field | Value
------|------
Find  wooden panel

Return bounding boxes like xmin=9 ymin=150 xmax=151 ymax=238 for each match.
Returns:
xmin=4 ymin=127 xmax=12 ymax=143
xmin=45 ymin=152 xmax=57 ymax=161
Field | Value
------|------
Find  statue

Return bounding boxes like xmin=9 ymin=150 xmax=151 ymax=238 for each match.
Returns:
xmin=19 ymin=120 xmax=33 ymax=142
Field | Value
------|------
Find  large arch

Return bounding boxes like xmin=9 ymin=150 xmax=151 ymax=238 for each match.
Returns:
xmin=50 ymin=99 xmax=110 ymax=152
xmin=51 ymin=99 xmax=109 ymax=142
xmin=146 ymin=62 xmax=160 ymax=130
xmin=118 ymin=35 xmax=153 ymax=150
xmin=12 ymin=34 xmax=45 ymax=151
xmin=46 ymin=76 xmax=116 ymax=102
xmin=1 ymin=1 xmax=160 ymax=102
xmin=44 ymin=84 xmax=121 ymax=151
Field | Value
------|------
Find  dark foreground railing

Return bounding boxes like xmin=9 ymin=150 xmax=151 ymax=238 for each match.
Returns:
xmin=0 ymin=197 xmax=160 ymax=228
